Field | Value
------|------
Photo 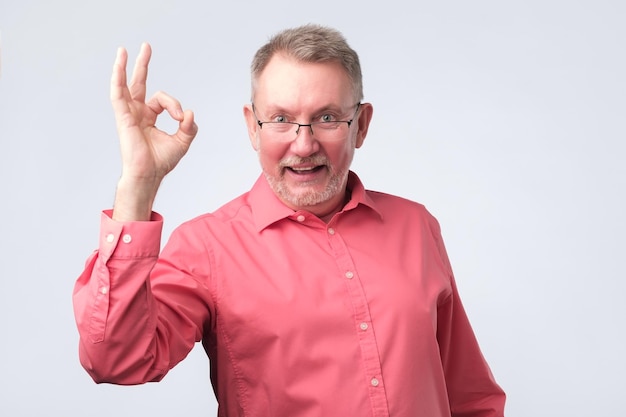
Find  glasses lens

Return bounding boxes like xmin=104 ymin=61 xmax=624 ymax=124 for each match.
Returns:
xmin=262 ymin=122 xmax=346 ymax=141
xmin=263 ymin=123 xmax=293 ymax=134
xmin=316 ymin=122 xmax=342 ymax=131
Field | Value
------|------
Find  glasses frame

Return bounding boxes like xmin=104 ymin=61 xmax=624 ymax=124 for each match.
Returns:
xmin=252 ymin=103 xmax=362 ymax=138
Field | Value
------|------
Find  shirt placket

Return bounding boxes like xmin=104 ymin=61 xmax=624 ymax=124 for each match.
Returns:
xmin=326 ymin=224 xmax=390 ymax=417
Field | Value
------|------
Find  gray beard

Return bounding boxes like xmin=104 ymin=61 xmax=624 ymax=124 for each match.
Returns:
xmin=263 ymin=168 xmax=347 ymax=209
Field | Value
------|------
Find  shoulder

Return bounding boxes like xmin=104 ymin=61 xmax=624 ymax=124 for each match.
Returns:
xmin=367 ymin=189 xmax=439 ymax=222
xmin=366 ymin=189 xmax=426 ymax=209
xmin=362 ymin=189 xmax=446 ymax=247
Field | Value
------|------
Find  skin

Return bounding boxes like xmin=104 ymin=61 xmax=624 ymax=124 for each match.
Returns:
xmin=243 ymin=54 xmax=373 ymax=221
xmin=110 ymin=44 xmax=372 ymax=223
xmin=111 ymin=43 xmax=198 ymax=221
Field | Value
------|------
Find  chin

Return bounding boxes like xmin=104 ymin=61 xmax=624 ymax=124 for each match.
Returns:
xmin=283 ymin=187 xmax=335 ymax=208
xmin=265 ymin=168 xmax=348 ymax=210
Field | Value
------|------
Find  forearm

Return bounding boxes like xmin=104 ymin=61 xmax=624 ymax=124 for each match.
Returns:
xmin=73 ymin=211 xmax=212 ymax=385
xmin=438 ymin=285 xmax=506 ymax=417
xmin=73 ymin=211 xmax=166 ymax=384
xmin=74 ymin=254 xmax=168 ymax=384
xmin=430 ymin=221 xmax=505 ymax=416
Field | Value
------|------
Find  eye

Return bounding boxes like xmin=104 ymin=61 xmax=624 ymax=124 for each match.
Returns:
xmin=273 ymin=115 xmax=287 ymax=123
xmin=320 ymin=114 xmax=336 ymax=123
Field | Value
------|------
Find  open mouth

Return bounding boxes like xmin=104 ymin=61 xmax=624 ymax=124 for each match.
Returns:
xmin=286 ymin=165 xmax=325 ymax=175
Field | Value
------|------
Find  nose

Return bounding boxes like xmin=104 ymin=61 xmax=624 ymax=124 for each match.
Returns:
xmin=291 ymin=123 xmax=319 ymax=156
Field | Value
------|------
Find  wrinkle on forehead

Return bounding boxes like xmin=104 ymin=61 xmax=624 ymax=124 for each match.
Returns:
xmin=252 ymin=53 xmax=355 ymax=114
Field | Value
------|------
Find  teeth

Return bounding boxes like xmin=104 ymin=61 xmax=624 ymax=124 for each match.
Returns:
xmin=291 ymin=167 xmax=315 ymax=172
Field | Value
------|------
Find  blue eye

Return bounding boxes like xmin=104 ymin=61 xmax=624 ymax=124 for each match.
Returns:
xmin=274 ymin=115 xmax=287 ymax=123
xmin=320 ymin=114 xmax=334 ymax=123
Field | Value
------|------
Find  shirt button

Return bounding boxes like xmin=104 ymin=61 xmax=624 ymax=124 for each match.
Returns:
xmin=371 ymin=378 xmax=380 ymax=387
xmin=100 ymin=287 xmax=108 ymax=295
xmin=327 ymin=228 xmax=335 ymax=235
xmin=296 ymin=215 xmax=306 ymax=222
xmin=122 ymin=234 xmax=132 ymax=243
xmin=105 ymin=233 xmax=115 ymax=243
xmin=345 ymin=271 xmax=354 ymax=279
xmin=360 ymin=322 xmax=369 ymax=331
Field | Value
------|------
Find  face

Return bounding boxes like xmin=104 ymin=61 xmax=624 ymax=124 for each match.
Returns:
xmin=244 ymin=54 xmax=373 ymax=219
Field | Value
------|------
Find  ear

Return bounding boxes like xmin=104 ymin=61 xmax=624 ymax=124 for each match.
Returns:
xmin=243 ymin=104 xmax=260 ymax=151
xmin=354 ymin=102 xmax=373 ymax=149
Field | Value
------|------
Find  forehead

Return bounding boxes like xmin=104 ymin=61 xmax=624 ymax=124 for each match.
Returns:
xmin=254 ymin=53 xmax=355 ymax=110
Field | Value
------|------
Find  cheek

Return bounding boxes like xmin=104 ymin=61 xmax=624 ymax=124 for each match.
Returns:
xmin=257 ymin=142 xmax=288 ymax=171
xmin=326 ymin=142 xmax=356 ymax=168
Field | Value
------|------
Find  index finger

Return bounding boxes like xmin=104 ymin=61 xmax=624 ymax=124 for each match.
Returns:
xmin=110 ymin=46 xmax=133 ymax=120
xmin=128 ymin=42 xmax=152 ymax=103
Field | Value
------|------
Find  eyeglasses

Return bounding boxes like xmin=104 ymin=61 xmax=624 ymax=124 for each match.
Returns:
xmin=253 ymin=103 xmax=361 ymax=141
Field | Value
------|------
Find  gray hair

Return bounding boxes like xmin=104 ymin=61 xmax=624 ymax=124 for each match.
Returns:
xmin=250 ymin=24 xmax=363 ymax=102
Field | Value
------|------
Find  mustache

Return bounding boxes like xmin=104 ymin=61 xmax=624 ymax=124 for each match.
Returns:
xmin=279 ymin=155 xmax=329 ymax=168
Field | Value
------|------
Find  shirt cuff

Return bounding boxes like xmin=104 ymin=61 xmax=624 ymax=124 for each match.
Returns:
xmin=99 ymin=210 xmax=163 ymax=260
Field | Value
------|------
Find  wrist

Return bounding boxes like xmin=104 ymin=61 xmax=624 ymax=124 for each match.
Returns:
xmin=112 ymin=177 xmax=161 ymax=221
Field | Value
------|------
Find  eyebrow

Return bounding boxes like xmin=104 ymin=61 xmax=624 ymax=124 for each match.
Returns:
xmin=257 ymin=103 xmax=349 ymax=118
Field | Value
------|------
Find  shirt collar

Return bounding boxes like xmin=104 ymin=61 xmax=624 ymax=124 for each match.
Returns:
xmin=249 ymin=171 xmax=383 ymax=232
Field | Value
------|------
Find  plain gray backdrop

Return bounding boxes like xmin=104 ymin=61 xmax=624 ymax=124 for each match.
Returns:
xmin=1 ymin=0 xmax=624 ymax=416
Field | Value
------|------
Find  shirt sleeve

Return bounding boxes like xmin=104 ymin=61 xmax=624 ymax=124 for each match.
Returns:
xmin=72 ymin=210 xmax=213 ymax=385
xmin=430 ymin=217 xmax=507 ymax=417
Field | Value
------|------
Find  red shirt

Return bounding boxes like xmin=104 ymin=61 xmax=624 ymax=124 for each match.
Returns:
xmin=73 ymin=172 xmax=505 ymax=417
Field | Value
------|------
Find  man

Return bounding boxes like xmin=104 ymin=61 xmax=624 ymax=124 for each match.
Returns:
xmin=73 ymin=24 xmax=505 ymax=416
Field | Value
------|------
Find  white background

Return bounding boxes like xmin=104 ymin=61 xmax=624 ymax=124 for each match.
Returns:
xmin=1 ymin=1 xmax=624 ymax=416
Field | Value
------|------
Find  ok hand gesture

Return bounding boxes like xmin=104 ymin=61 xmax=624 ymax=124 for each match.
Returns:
xmin=110 ymin=43 xmax=198 ymax=221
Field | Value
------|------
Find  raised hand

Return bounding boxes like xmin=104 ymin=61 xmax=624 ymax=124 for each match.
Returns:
xmin=110 ymin=43 xmax=198 ymax=221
